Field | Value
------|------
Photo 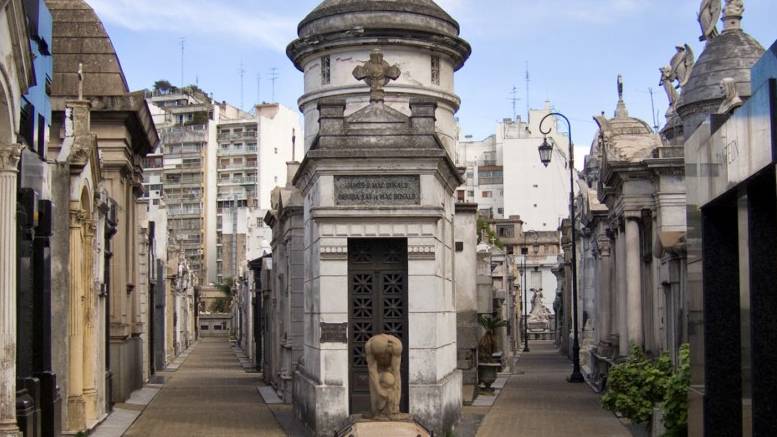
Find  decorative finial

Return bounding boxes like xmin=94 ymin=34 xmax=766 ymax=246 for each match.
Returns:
xmin=718 ymin=77 xmax=743 ymax=113
xmin=352 ymin=49 xmax=401 ymax=104
xmin=698 ymin=0 xmax=721 ymax=42
xmin=617 ymin=74 xmax=624 ymax=100
xmin=723 ymin=0 xmax=744 ymax=31
xmin=77 ymin=63 xmax=84 ymax=100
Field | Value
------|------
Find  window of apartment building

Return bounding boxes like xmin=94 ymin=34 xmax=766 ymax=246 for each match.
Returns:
xmin=467 ymin=190 xmax=474 ymax=197
xmin=219 ymin=173 xmax=229 ymax=182
xmin=496 ymin=225 xmax=514 ymax=238
xmin=219 ymin=158 xmax=230 ymax=168
xmin=246 ymin=157 xmax=257 ymax=167
xmin=457 ymin=190 xmax=465 ymax=202
xmin=478 ymin=168 xmax=503 ymax=185
xmin=321 ymin=55 xmax=331 ymax=85
xmin=232 ymin=157 xmax=243 ymax=166
xmin=498 ymin=208 xmax=504 ymax=215
xmin=247 ymin=143 xmax=257 ymax=152
xmin=482 ymin=191 xmax=492 ymax=198
xmin=431 ymin=55 xmax=440 ymax=85
xmin=232 ymin=143 xmax=242 ymax=150
xmin=220 ymin=143 xmax=229 ymax=150
xmin=233 ymin=173 xmax=243 ymax=182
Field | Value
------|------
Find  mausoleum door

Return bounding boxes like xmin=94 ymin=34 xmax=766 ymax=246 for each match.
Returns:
xmin=348 ymin=238 xmax=409 ymax=414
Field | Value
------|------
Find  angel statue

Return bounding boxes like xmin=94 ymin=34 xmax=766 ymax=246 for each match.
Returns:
xmin=659 ymin=66 xmax=680 ymax=112
xmin=698 ymin=0 xmax=721 ymax=42
xmin=670 ymin=44 xmax=695 ymax=87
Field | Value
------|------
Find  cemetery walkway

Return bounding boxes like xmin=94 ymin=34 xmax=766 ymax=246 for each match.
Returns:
xmin=123 ymin=337 xmax=285 ymax=437
xmin=476 ymin=341 xmax=631 ymax=437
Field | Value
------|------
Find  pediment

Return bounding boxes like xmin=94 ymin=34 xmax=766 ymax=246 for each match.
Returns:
xmin=346 ymin=103 xmax=409 ymax=126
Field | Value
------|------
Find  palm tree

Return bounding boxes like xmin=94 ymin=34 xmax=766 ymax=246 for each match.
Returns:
xmin=478 ymin=314 xmax=507 ymax=363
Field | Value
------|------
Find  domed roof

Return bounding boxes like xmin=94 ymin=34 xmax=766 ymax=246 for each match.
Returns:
xmin=298 ymin=0 xmax=460 ymax=38
xmin=47 ymin=0 xmax=129 ymax=98
xmin=678 ymin=27 xmax=764 ymax=129
xmin=593 ymin=94 xmax=660 ymax=164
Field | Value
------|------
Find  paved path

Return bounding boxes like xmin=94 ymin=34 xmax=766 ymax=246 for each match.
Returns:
xmin=124 ymin=337 xmax=285 ymax=437
xmin=476 ymin=341 xmax=630 ymax=437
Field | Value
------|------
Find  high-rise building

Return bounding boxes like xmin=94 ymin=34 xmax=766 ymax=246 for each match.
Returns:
xmin=146 ymin=88 xmax=215 ymax=282
xmin=210 ymin=103 xmax=301 ymax=284
xmin=145 ymin=87 xmax=301 ymax=286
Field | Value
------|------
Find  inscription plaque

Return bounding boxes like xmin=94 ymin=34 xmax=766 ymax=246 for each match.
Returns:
xmin=320 ymin=322 xmax=348 ymax=343
xmin=334 ymin=175 xmax=420 ymax=206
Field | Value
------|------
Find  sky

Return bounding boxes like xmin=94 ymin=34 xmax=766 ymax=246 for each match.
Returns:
xmin=88 ymin=0 xmax=776 ymax=163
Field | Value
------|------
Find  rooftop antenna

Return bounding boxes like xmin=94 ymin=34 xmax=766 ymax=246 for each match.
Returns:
xmin=269 ymin=67 xmax=279 ymax=102
xmin=525 ymin=61 xmax=530 ymax=118
xmin=239 ymin=61 xmax=245 ymax=111
xmin=179 ymin=37 xmax=185 ymax=87
xmin=256 ymin=73 xmax=262 ymax=104
xmin=648 ymin=87 xmax=659 ymax=131
xmin=509 ymin=85 xmax=520 ymax=120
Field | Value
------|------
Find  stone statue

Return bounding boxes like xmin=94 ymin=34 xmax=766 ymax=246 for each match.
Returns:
xmin=669 ymin=44 xmax=695 ymax=87
xmin=725 ymin=0 xmax=744 ymax=18
xmin=698 ymin=0 xmax=721 ymax=42
xmin=528 ymin=289 xmax=552 ymax=323
xmin=353 ymin=49 xmax=401 ymax=104
xmin=365 ymin=333 xmax=402 ymax=419
xmin=718 ymin=77 xmax=743 ymax=113
xmin=659 ymin=66 xmax=680 ymax=113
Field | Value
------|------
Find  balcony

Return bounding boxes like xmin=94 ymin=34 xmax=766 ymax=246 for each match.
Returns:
xmin=217 ymin=146 xmax=258 ymax=156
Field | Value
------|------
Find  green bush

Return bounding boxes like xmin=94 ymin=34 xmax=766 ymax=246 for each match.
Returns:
xmin=601 ymin=344 xmax=690 ymax=436
xmin=662 ymin=344 xmax=690 ymax=437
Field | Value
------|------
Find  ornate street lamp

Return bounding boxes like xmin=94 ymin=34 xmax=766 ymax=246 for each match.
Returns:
xmin=537 ymin=112 xmax=584 ymax=384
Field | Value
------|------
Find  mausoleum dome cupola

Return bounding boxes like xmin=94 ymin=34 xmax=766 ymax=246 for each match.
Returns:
xmin=288 ymin=0 xmax=471 ymax=154
xmin=677 ymin=0 xmax=764 ymax=134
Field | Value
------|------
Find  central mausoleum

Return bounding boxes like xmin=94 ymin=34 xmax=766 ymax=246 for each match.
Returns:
xmin=284 ymin=1 xmax=471 ymax=435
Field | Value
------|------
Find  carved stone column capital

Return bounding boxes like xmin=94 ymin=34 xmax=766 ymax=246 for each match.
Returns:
xmin=69 ymin=209 xmax=85 ymax=228
xmin=0 ymin=143 xmax=24 ymax=172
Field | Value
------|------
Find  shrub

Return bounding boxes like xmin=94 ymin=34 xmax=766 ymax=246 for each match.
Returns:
xmin=662 ymin=344 xmax=690 ymax=436
xmin=601 ymin=344 xmax=690 ymax=436
xmin=602 ymin=345 xmax=672 ymax=425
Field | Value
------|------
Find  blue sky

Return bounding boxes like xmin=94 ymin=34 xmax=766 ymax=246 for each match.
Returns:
xmin=89 ymin=0 xmax=776 ymax=160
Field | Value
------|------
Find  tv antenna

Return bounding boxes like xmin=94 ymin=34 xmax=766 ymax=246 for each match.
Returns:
xmin=239 ymin=61 xmax=245 ymax=111
xmin=269 ymin=67 xmax=279 ymax=102
xmin=509 ymin=85 xmax=520 ymax=120
xmin=649 ymin=87 xmax=659 ymax=131
xmin=525 ymin=61 xmax=531 ymax=118
xmin=179 ymin=37 xmax=185 ymax=87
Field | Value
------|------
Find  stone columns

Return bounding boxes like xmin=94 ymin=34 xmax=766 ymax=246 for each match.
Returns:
xmin=0 ymin=143 xmax=24 ymax=437
xmin=67 ymin=206 xmax=85 ymax=432
xmin=625 ymin=215 xmax=643 ymax=348
xmin=595 ymin=236 xmax=612 ymax=345
xmin=82 ymin=220 xmax=97 ymax=423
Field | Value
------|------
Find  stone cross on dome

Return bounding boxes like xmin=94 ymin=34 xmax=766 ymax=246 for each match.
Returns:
xmin=353 ymin=49 xmax=402 ymax=104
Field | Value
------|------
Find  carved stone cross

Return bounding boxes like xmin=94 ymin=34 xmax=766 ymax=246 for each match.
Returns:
xmin=353 ymin=49 xmax=401 ymax=104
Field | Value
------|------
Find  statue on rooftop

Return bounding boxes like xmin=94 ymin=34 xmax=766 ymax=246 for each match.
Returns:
xmin=718 ymin=77 xmax=743 ymax=114
xmin=669 ymin=44 xmax=695 ymax=87
xmin=725 ymin=0 xmax=744 ymax=18
xmin=365 ymin=333 xmax=402 ymax=419
xmin=659 ymin=66 xmax=680 ymax=113
xmin=353 ymin=49 xmax=401 ymax=104
xmin=698 ymin=0 xmax=721 ymax=42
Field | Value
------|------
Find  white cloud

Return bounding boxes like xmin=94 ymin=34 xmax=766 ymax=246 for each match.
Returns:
xmin=87 ymin=0 xmax=297 ymax=52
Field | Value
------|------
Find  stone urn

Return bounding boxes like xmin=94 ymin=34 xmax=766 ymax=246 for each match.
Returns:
xmin=477 ymin=363 xmax=501 ymax=392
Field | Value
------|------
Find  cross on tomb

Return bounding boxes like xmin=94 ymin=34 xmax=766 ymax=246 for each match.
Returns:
xmin=353 ymin=49 xmax=401 ymax=104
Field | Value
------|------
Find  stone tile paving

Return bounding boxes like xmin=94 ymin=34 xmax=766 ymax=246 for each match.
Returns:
xmin=123 ymin=337 xmax=286 ymax=437
xmin=475 ymin=341 xmax=630 ymax=437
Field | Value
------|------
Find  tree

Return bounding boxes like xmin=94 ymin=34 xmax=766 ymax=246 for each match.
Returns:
xmin=153 ymin=79 xmax=173 ymax=92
